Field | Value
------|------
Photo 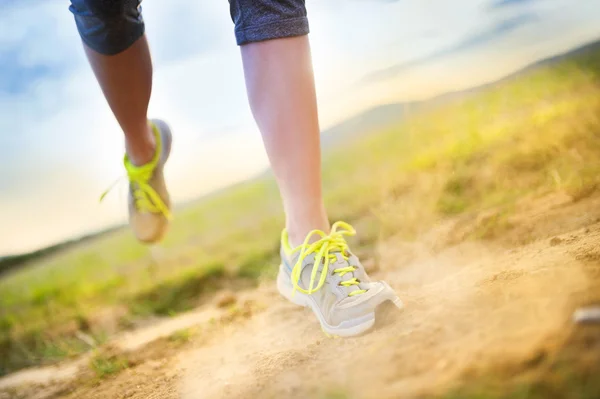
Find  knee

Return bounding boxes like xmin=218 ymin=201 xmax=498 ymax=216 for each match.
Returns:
xmin=69 ymin=0 xmax=145 ymax=55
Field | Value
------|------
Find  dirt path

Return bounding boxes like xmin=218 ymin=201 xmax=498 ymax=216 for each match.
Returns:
xmin=2 ymin=193 xmax=599 ymax=399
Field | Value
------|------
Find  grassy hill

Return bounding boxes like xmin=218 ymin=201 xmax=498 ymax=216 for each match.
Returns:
xmin=1 ymin=39 xmax=600 ymax=377
xmin=5 ymin=40 xmax=600 ymax=275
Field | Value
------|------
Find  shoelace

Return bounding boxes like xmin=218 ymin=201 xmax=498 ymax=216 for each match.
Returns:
xmin=100 ymin=123 xmax=172 ymax=220
xmin=290 ymin=221 xmax=367 ymax=297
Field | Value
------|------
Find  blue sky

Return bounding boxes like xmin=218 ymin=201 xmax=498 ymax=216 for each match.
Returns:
xmin=1 ymin=0 xmax=600 ymax=255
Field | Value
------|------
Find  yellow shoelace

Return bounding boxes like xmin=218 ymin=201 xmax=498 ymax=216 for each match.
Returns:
xmin=100 ymin=123 xmax=172 ymax=219
xmin=289 ymin=221 xmax=367 ymax=297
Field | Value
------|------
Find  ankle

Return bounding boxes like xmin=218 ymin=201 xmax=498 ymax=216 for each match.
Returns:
xmin=125 ymin=122 xmax=156 ymax=166
xmin=286 ymin=212 xmax=330 ymax=248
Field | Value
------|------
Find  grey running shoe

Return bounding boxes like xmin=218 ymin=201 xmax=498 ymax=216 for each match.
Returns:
xmin=277 ymin=221 xmax=403 ymax=337
xmin=124 ymin=119 xmax=172 ymax=243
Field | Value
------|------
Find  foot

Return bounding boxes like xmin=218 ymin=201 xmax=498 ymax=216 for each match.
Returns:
xmin=277 ymin=221 xmax=403 ymax=337
xmin=125 ymin=119 xmax=172 ymax=243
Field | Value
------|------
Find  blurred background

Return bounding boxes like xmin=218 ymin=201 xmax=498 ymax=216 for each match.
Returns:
xmin=2 ymin=0 xmax=600 ymax=255
xmin=2 ymin=1 xmax=600 ymax=398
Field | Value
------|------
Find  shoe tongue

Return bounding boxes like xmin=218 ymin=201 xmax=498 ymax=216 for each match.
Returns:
xmin=294 ymin=251 xmax=360 ymax=296
xmin=329 ymin=252 xmax=348 ymax=269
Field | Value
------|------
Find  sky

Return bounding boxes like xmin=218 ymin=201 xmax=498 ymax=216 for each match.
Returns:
xmin=1 ymin=0 xmax=600 ymax=256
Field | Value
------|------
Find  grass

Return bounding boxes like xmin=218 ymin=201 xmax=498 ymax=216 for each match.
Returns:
xmin=321 ymin=390 xmax=350 ymax=399
xmin=1 ymin=43 xmax=600 ymax=376
xmin=167 ymin=328 xmax=196 ymax=345
xmin=128 ymin=262 xmax=226 ymax=317
xmin=89 ymin=351 xmax=129 ymax=379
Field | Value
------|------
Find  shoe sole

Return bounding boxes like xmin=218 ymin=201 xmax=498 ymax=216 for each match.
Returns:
xmin=276 ymin=265 xmax=377 ymax=337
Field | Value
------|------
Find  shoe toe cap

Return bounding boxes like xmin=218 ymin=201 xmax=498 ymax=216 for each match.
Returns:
xmin=330 ymin=282 xmax=403 ymax=326
xmin=131 ymin=213 xmax=169 ymax=243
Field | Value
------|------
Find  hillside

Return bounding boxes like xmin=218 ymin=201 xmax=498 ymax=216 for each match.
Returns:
xmin=1 ymin=38 xmax=600 ymax=399
xmin=3 ymin=38 xmax=600 ymax=272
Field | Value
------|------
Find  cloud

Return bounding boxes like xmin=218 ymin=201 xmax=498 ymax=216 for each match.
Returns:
xmin=0 ymin=0 xmax=230 ymax=96
xmin=0 ymin=48 xmax=63 ymax=94
xmin=489 ymin=0 xmax=536 ymax=9
xmin=361 ymin=13 xmax=537 ymax=83
xmin=0 ymin=2 xmax=84 ymax=95
xmin=143 ymin=1 xmax=233 ymax=64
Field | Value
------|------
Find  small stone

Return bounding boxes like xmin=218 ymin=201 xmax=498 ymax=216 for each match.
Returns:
xmin=573 ymin=306 xmax=600 ymax=324
xmin=215 ymin=290 xmax=237 ymax=308
xmin=550 ymin=237 xmax=563 ymax=246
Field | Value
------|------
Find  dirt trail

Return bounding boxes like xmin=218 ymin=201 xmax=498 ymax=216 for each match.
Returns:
xmin=0 ymin=306 xmax=222 ymax=391
xmin=2 ymin=193 xmax=600 ymax=399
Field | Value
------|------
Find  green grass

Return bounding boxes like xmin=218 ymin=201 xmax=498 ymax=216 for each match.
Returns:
xmin=321 ymin=389 xmax=350 ymax=399
xmin=89 ymin=351 xmax=129 ymax=379
xmin=1 ymin=44 xmax=600 ymax=376
xmin=167 ymin=328 xmax=196 ymax=345
xmin=128 ymin=261 xmax=226 ymax=317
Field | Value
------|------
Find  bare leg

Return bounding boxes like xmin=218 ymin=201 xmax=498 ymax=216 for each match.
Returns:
xmin=241 ymin=36 xmax=329 ymax=246
xmin=84 ymin=35 xmax=155 ymax=166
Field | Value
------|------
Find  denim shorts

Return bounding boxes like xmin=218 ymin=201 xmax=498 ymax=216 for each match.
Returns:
xmin=69 ymin=0 xmax=309 ymax=55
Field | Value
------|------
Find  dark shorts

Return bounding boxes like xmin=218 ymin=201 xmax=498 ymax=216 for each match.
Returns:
xmin=69 ymin=0 xmax=309 ymax=55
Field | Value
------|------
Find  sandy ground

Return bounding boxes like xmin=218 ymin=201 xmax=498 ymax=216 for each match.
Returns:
xmin=2 ymin=192 xmax=599 ymax=399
